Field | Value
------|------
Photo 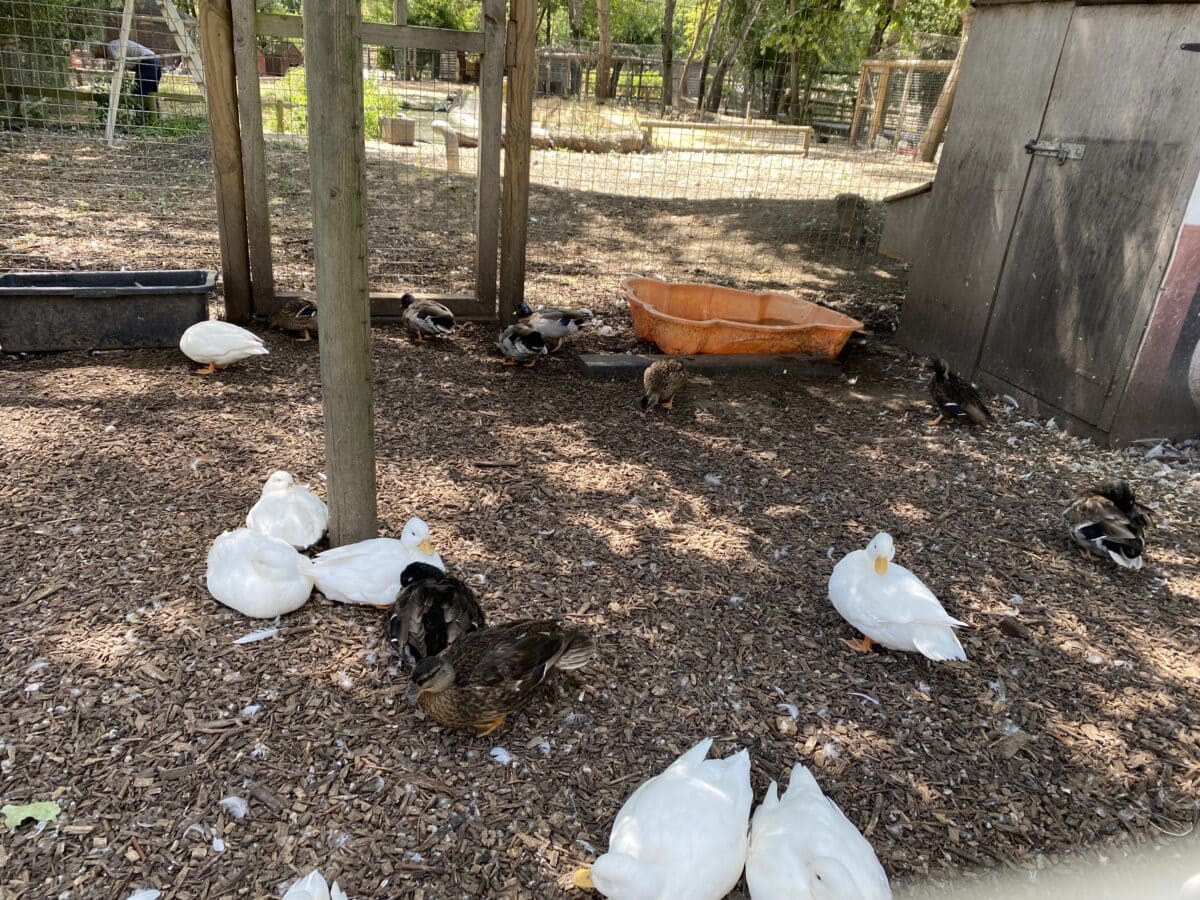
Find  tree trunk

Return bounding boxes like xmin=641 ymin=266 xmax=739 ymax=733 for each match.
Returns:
xmin=595 ymin=0 xmax=612 ymax=103
xmin=917 ymin=6 xmax=972 ymax=162
xmin=767 ymin=56 xmax=784 ymax=119
xmin=609 ymin=59 xmax=624 ymax=99
xmin=660 ymin=0 xmax=676 ymax=111
xmin=705 ymin=0 xmax=763 ymax=113
xmin=675 ymin=0 xmax=711 ymax=106
xmin=567 ymin=0 xmax=583 ymax=95
xmin=695 ymin=0 xmax=729 ymax=111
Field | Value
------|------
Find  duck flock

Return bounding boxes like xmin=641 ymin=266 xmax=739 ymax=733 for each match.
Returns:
xmin=184 ymin=304 xmax=1155 ymax=900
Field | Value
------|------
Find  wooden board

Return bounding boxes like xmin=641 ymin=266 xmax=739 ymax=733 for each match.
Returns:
xmin=474 ymin=0 xmax=505 ymax=314
xmin=498 ymin=0 xmax=536 ymax=325
xmin=896 ymin=2 xmax=1073 ymax=366
xmin=578 ymin=353 xmax=843 ymax=379
xmin=256 ymin=11 xmax=485 ymax=53
xmin=978 ymin=4 xmax=1200 ymax=428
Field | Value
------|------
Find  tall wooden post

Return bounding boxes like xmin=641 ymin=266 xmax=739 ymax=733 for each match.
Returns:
xmin=303 ymin=0 xmax=378 ymax=544
xmin=103 ymin=0 xmax=134 ymax=148
xmin=917 ymin=7 xmax=973 ymax=163
xmin=866 ymin=62 xmax=893 ymax=147
xmin=476 ymin=0 xmax=505 ymax=314
xmin=231 ymin=0 xmax=274 ymax=315
xmin=198 ymin=0 xmax=252 ymax=323
xmin=392 ymin=0 xmax=407 ymax=79
xmin=499 ymin=0 xmax=536 ymax=325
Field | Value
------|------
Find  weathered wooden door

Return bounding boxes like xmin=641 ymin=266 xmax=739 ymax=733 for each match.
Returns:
xmin=978 ymin=5 xmax=1200 ymax=426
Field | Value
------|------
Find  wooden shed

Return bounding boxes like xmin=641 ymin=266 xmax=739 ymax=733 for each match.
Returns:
xmin=894 ymin=0 xmax=1200 ymax=443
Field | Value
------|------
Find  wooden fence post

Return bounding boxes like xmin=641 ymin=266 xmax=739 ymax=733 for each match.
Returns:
xmin=475 ymin=0 xmax=505 ymax=315
xmin=231 ymin=0 xmax=274 ymax=315
xmin=917 ymin=7 xmax=973 ymax=163
xmin=499 ymin=0 xmax=536 ymax=326
xmin=103 ymin=0 xmax=134 ymax=148
xmin=866 ymin=61 xmax=893 ymax=148
xmin=303 ymin=0 xmax=378 ymax=545
xmin=198 ymin=0 xmax=252 ymax=323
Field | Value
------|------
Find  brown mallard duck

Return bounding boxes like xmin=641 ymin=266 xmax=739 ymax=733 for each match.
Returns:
xmin=1063 ymin=478 xmax=1153 ymax=570
xmin=268 ymin=298 xmax=318 ymax=341
xmin=641 ymin=358 xmax=688 ymax=411
xmin=517 ymin=302 xmax=593 ymax=351
xmin=406 ymin=619 xmax=595 ymax=736
xmin=927 ymin=358 xmax=991 ymax=426
xmin=386 ymin=562 xmax=484 ymax=664
xmin=400 ymin=293 xmax=455 ymax=340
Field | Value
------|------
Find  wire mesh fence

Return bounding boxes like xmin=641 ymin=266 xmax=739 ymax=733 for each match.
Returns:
xmin=2 ymin=0 xmax=961 ymax=319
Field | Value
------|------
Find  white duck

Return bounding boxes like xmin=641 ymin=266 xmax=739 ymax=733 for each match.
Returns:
xmin=282 ymin=869 xmax=348 ymax=900
xmin=745 ymin=762 xmax=892 ymax=900
xmin=245 ymin=470 xmax=329 ymax=550
xmin=310 ymin=516 xmax=444 ymax=608
xmin=206 ymin=528 xmax=315 ymax=618
xmin=828 ymin=532 xmax=967 ymax=661
xmin=574 ymin=737 xmax=752 ymax=900
xmin=179 ymin=320 xmax=268 ymax=375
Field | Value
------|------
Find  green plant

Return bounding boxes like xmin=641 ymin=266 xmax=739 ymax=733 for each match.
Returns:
xmin=267 ymin=66 xmax=404 ymax=141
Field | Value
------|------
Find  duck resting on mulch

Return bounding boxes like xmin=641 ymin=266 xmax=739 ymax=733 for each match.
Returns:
xmin=406 ymin=619 xmax=595 ymax=736
xmin=179 ymin=320 xmax=268 ymax=376
xmin=517 ymin=301 xmax=593 ymax=351
xmin=401 ymin=293 xmax=456 ymax=341
xmin=829 ymin=532 xmax=967 ymax=661
xmin=497 ymin=324 xmax=549 ymax=367
xmin=387 ymin=561 xmax=484 ymax=664
xmin=927 ymin=357 xmax=991 ymax=426
xmin=1063 ymin=478 xmax=1153 ymax=570
xmin=310 ymin=517 xmax=444 ymax=608
xmin=641 ymin=359 xmax=688 ymax=411
xmin=268 ymin=298 xmax=318 ymax=341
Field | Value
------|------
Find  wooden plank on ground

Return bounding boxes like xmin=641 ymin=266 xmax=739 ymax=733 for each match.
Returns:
xmin=269 ymin=291 xmax=498 ymax=324
xmin=577 ymin=353 xmax=843 ymax=379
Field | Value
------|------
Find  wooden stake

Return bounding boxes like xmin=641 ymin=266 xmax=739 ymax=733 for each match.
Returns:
xmin=475 ymin=0 xmax=505 ymax=315
xmin=499 ymin=0 xmax=536 ymax=326
xmin=198 ymin=0 xmax=252 ymax=323
xmin=917 ymin=7 xmax=973 ymax=162
xmin=103 ymin=0 xmax=135 ymax=147
xmin=231 ymin=0 xmax=274 ymax=315
xmin=303 ymin=0 xmax=378 ymax=544
xmin=866 ymin=62 xmax=893 ymax=147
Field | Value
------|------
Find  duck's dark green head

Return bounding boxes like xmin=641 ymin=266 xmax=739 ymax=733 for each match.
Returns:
xmin=401 ymin=561 xmax=444 ymax=588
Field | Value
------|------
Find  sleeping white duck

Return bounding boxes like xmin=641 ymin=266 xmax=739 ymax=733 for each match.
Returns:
xmin=206 ymin=528 xmax=316 ymax=618
xmin=282 ymin=869 xmax=348 ymax=900
xmin=178 ymin=320 xmax=268 ymax=375
xmin=745 ymin=762 xmax=892 ymax=900
xmin=246 ymin=470 xmax=329 ymax=550
xmin=573 ymin=737 xmax=752 ymax=900
xmin=828 ymin=532 xmax=967 ymax=661
xmin=310 ymin=516 xmax=444 ymax=608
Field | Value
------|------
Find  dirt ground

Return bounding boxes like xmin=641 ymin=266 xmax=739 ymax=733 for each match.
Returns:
xmin=2 ymin=130 xmax=1199 ymax=899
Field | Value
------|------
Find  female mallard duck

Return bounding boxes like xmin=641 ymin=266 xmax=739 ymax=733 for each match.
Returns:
xmin=745 ymin=762 xmax=892 ymax=900
xmin=573 ymin=738 xmax=752 ymax=900
xmin=497 ymin=324 xmax=549 ymax=366
xmin=268 ymin=298 xmax=318 ymax=341
xmin=1063 ymin=478 xmax=1152 ymax=570
xmin=406 ymin=619 xmax=594 ymax=736
xmin=311 ymin=517 xmax=444 ymax=608
xmin=927 ymin=358 xmax=991 ymax=426
xmin=179 ymin=320 xmax=269 ymax=375
xmin=641 ymin=359 xmax=687 ymax=411
xmin=387 ymin=561 xmax=484 ymax=663
xmin=245 ymin=470 xmax=328 ymax=550
xmin=401 ymin=293 xmax=455 ymax=340
xmin=517 ymin=301 xmax=593 ymax=351
xmin=206 ymin=528 xmax=315 ymax=618
xmin=828 ymin=532 xmax=967 ymax=661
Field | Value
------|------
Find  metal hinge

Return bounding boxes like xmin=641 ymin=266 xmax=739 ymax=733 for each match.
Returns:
xmin=1025 ymin=140 xmax=1085 ymax=164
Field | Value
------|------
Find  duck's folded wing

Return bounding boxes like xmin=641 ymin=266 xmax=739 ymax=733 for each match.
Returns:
xmin=859 ymin=574 xmax=966 ymax=629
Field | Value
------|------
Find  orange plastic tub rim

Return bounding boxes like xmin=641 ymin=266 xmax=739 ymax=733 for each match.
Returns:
xmin=621 ymin=276 xmax=864 ymax=357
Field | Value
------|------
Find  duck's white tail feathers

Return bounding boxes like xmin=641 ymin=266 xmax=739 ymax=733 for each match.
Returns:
xmin=784 ymin=762 xmax=822 ymax=799
xmin=912 ymin=625 xmax=967 ymax=661
xmin=670 ymin=737 xmax=715 ymax=773
xmin=1107 ymin=549 xmax=1143 ymax=570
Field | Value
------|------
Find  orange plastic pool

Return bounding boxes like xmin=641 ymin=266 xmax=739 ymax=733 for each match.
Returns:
xmin=621 ymin=277 xmax=864 ymax=357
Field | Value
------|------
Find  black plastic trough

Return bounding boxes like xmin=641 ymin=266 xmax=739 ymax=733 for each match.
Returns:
xmin=0 ymin=269 xmax=214 ymax=353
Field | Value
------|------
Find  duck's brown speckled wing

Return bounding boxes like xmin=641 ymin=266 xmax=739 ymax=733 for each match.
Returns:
xmin=389 ymin=571 xmax=484 ymax=661
xmin=931 ymin=369 xmax=991 ymax=424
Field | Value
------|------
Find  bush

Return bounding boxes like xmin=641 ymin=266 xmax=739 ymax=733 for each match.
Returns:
xmin=272 ymin=66 xmax=403 ymax=140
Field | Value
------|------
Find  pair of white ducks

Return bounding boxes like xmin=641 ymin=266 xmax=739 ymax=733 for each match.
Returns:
xmin=575 ymin=738 xmax=891 ymax=900
xmin=206 ymin=471 xmax=443 ymax=619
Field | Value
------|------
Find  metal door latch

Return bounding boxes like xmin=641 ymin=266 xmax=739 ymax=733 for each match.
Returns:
xmin=1024 ymin=140 xmax=1085 ymax=164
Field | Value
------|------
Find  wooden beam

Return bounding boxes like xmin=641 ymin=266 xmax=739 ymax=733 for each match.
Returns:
xmin=578 ymin=353 xmax=842 ymax=379
xmin=392 ymin=0 xmax=407 ymax=78
xmin=198 ymin=0 xmax=252 ymax=323
xmin=847 ymin=63 xmax=869 ymax=146
xmin=475 ymin=0 xmax=505 ymax=316
xmin=917 ymin=7 xmax=973 ymax=162
xmin=256 ymin=11 xmax=485 ymax=53
xmin=104 ymin=0 xmax=135 ymax=147
xmin=231 ymin=0 xmax=274 ymax=316
xmin=272 ymin=291 xmax=498 ymax=324
xmin=866 ymin=61 xmax=893 ymax=147
xmin=498 ymin=0 xmax=536 ymax=326
xmin=303 ymin=0 xmax=378 ymax=545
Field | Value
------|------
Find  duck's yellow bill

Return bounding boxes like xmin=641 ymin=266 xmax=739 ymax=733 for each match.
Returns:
xmin=419 ymin=539 xmax=434 ymax=555
xmin=572 ymin=868 xmax=594 ymax=890
xmin=874 ymin=557 xmax=888 ymax=575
